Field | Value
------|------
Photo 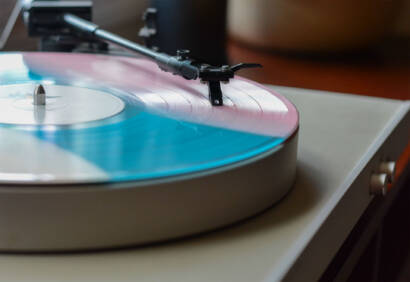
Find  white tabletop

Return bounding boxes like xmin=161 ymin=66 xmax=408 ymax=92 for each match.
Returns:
xmin=0 ymin=86 xmax=408 ymax=282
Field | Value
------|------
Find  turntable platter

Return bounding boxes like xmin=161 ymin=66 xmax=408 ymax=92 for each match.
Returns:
xmin=0 ymin=52 xmax=298 ymax=251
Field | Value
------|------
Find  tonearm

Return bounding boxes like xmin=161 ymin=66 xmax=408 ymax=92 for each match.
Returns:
xmin=22 ymin=0 xmax=262 ymax=106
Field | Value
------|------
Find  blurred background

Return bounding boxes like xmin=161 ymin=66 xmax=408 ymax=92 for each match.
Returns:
xmin=0 ymin=0 xmax=409 ymax=101
xmin=0 ymin=1 xmax=409 ymax=280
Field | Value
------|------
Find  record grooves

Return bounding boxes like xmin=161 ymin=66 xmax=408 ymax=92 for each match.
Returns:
xmin=0 ymin=52 xmax=299 ymax=251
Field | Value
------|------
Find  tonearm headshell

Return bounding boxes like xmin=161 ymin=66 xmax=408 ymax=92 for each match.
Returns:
xmin=22 ymin=0 xmax=262 ymax=106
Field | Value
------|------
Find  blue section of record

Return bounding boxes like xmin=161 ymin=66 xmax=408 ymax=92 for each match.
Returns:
xmin=0 ymin=53 xmax=285 ymax=183
xmin=30 ymin=110 xmax=282 ymax=182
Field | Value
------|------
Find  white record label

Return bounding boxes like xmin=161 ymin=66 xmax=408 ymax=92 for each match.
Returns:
xmin=0 ymin=84 xmax=125 ymax=125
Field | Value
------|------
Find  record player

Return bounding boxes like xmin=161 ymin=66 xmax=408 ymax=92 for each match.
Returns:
xmin=0 ymin=1 xmax=299 ymax=251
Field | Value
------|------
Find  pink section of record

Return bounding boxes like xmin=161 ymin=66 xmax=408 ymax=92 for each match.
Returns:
xmin=22 ymin=52 xmax=298 ymax=138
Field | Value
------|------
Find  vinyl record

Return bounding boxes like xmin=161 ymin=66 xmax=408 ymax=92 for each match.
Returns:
xmin=0 ymin=52 xmax=299 ymax=251
xmin=0 ymin=52 xmax=298 ymax=185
